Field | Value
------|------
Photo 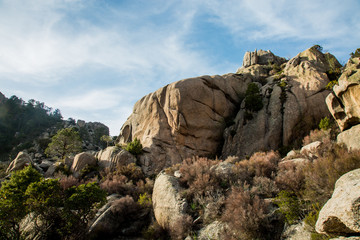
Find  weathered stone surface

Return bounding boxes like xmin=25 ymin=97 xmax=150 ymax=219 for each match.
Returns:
xmin=89 ymin=194 xmax=149 ymax=239
xmin=281 ymin=221 xmax=312 ymax=240
xmin=241 ymin=49 xmax=286 ymax=68
xmin=316 ymin=168 xmax=360 ymax=234
xmin=300 ymin=141 xmax=322 ymax=156
xmin=279 ymin=158 xmax=310 ymax=167
xmin=6 ymin=152 xmax=33 ymax=173
xmin=330 ymin=237 xmax=360 ymax=240
xmin=97 ymin=147 xmax=136 ymax=170
xmin=337 ymin=124 xmax=360 ymax=151
xmin=327 ymin=57 xmax=360 ymax=131
xmin=152 ymin=172 xmax=187 ymax=231
xmin=118 ymin=74 xmax=251 ymax=174
xmin=222 ymin=47 xmax=333 ymax=158
xmin=71 ymin=152 xmax=97 ymax=173
xmin=198 ymin=221 xmax=227 ymax=240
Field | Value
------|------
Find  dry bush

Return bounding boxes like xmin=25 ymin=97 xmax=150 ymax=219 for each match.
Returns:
xmin=179 ymin=156 xmax=220 ymax=197
xmin=233 ymin=151 xmax=280 ymax=185
xmin=169 ymin=214 xmax=193 ymax=240
xmin=302 ymin=129 xmax=330 ymax=146
xmin=222 ymin=187 xmax=269 ymax=240
xmin=116 ymin=163 xmax=144 ymax=182
xmin=111 ymin=195 xmax=141 ymax=215
xmin=251 ymin=176 xmax=279 ymax=198
xmin=303 ymin=145 xmax=360 ymax=205
xmin=275 ymin=161 xmax=306 ymax=194
xmin=100 ymin=174 xmax=136 ymax=197
xmin=59 ymin=175 xmax=81 ymax=190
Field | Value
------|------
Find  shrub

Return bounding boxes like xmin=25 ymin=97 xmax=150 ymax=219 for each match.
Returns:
xmin=350 ymin=48 xmax=360 ymax=58
xmin=138 ymin=192 xmax=152 ymax=208
xmin=275 ymin=161 xmax=306 ymax=193
xmin=125 ymin=138 xmax=143 ymax=156
xmin=303 ymin=145 xmax=360 ymax=205
xmin=275 ymin=190 xmax=303 ymax=224
xmin=169 ymin=215 xmax=193 ymax=240
xmin=222 ymin=187 xmax=269 ymax=240
xmin=244 ymin=83 xmax=263 ymax=112
xmin=45 ymin=128 xmax=82 ymax=160
xmin=319 ymin=117 xmax=331 ymax=130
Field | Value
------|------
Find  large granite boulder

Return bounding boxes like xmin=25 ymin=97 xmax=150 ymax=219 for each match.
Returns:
xmin=326 ymin=57 xmax=360 ymax=131
xmin=316 ymin=169 xmax=360 ymax=235
xmin=118 ymin=74 xmax=251 ymax=174
xmin=71 ymin=152 xmax=97 ymax=174
xmin=240 ymin=49 xmax=286 ymax=68
xmin=222 ymin=47 xmax=335 ymax=158
xmin=337 ymin=124 xmax=360 ymax=151
xmin=96 ymin=147 xmax=136 ymax=170
xmin=152 ymin=172 xmax=188 ymax=231
xmin=6 ymin=152 xmax=33 ymax=173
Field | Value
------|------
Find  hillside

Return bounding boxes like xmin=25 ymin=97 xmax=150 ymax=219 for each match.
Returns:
xmin=1 ymin=46 xmax=360 ymax=240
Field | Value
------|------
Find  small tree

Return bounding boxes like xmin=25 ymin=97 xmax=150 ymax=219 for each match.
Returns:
xmin=100 ymin=135 xmax=113 ymax=148
xmin=125 ymin=138 xmax=143 ymax=156
xmin=45 ymin=128 xmax=82 ymax=160
xmin=245 ymin=83 xmax=263 ymax=112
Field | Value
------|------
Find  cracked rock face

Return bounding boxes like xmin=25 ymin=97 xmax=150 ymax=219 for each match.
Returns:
xmin=222 ymin=47 xmax=335 ymax=158
xmin=118 ymin=74 xmax=251 ymax=174
xmin=326 ymin=57 xmax=360 ymax=131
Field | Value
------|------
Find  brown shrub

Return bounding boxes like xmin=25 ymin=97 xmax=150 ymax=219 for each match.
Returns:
xmin=233 ymin=151 xmax=280 ymax=185
xmin=116 ymin=163 xmax=144 ymax=182
xmin=303 ymin=145 xmax=360 ymax=205
xmin=169 ymin=214 xmax=193 ymax=240
xmin=222 ymin=187 xmax=269 ymax=240
xmin=251 ymin=176 xmax=279 ymax=198
xmin=59 ymin=175 xmax=81 ymax=190
xmin=275 ymin=161 xmax=306 ymax=194
xmin=302 ymin=129 xmax=330 ymax=146
xmin=179 ymin=156 xmax=220 ymax=197
xmin=111 ymin=195 xmax=140 ymax=215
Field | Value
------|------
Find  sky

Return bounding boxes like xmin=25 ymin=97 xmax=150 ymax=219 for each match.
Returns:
xmin=1 ymin=0 xmax=359 ymax=136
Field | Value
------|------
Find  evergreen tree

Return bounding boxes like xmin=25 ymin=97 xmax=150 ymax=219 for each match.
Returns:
xmin=45 ymin=128 xmax=82 ymax=160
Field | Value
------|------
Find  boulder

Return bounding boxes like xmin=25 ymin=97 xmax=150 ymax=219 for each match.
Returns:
xmin=337 ymin=124 xmax=360 ymax=151
xmin=97 ymin=147 xmax=136 ymax=170
xmin=330 ymin=237 xmax=360 ymax=240
xmin=71 ymin=152 xmax=97 ymax=173
xmin=6 ymin=152 xmax=33 ymax=173
xmin=240 ymin=49 xmax=286 ymax=68
xmin=88 ymin=194 xmax=149 ymax=239
xmin=198 ymin=221 xmax=227 ymax=240
xmin=152 ymin=172 xmax=188 ymax=231
xmin=281 ymin=221 xmax=312 ymax=240
xmin=300 ymin=141 xmax=322 ymax=157
xmin=316 ymin=168 xmax=360 ymax=234
xmin=118 ymin=74 xmax=251 ymax=175
xmin=327 ymin=57 xmax=360 ymax=131
xmin=279 ymin=158 xmax=310 ymax=167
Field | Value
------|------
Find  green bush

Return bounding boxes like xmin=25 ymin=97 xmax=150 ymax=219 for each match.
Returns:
xmin=45 ymin=128 xmax=82 ymax=160
xmin=244 ymin=83 xmax=263 ymax=112
xmin=319 ymin=117 xmax=331 ymax=130
xmin=275 ymin=191 xmax=302 ymax=224
xmin=125 ymin=138 xmax=143 ymax=156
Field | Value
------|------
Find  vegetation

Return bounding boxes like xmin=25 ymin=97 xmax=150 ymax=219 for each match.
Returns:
xmin=244 ymin=83 xmax=263 ymax=112
xmin=0 ymin=166 xmax=106 ymax=240
xmin=319 ymin=117 xmax=331 ymax=130
xmin=45 ymin=128 xmax=82 ymax=160
xmin=125 ymin=138 xmax=143 ymax=156
xmin=350 ymin=48 xmax=360 ymax=58
xmin=0 ymin=95 xmax=63 ymax=161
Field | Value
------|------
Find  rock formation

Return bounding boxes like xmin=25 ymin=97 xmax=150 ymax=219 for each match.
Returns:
xmin=96 ymin=147 xmax=136 ymax=169
xmin=118 ymin=47 xmax=339 ymax=174
xmin=326 ymin=56 xmax=360 ymax=151
xmin=118 ymin=74 xmax=252 ymax=174
xmin=152 ymin=172 xmax=188 ymax=231
xmin=222 ymin=47 xmax=337 ymax=158
xmin=326 ymin=57 xmax=360 ymax=131
xmin=316 ymin=168 xmax=360 ymax=235
xmin=71 ymin=152 xmax=97 ymax=174
xmin=6 ymin=151 xmax=33 ymax=173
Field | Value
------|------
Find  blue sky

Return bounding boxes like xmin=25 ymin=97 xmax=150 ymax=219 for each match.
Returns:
xmin=1 ymin=0 xmax=359 ymax=135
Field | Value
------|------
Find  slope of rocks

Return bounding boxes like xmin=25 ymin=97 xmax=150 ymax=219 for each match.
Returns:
xmin=118 ymin=47 xmax=339 ymax=174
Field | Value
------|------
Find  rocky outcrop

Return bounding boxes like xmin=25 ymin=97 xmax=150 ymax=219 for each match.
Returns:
xmin=96 ymin=147 xmax=136 ymax=169
xmin=337 ymin=124 xmax=360 ymax=151
xmin=71 ymin=152 xmax=97 ymax=174
xmin=222 ymin=47 xmax=335 ymax=158
xmin=118 ymin=74 xmax=251 ymax=174
xmin=316 ymin=168 xmax=360 ymax=235
xmin=281 ymin=221 xmax=312 ymax=240
xmin=198 ymin=221 xmax=227 ymax=240
xmin=240 ymin=49 xmax=286 ymax=68
xmin=326 ymin=57 xmax=360 ymax=131
xmin=6 ymin=152 xmax=33 ymax=173
xmin=152 ymin=172 xmax=188 ymax=231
